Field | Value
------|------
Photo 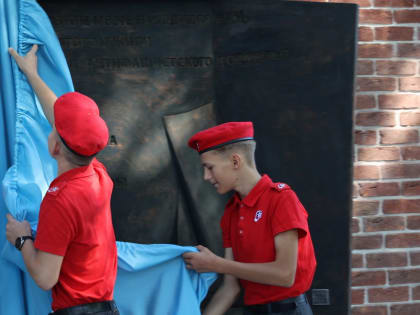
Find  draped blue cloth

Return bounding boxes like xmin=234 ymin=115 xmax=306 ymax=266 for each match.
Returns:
xmin=0 ymin=1 xmax=216 ymax=314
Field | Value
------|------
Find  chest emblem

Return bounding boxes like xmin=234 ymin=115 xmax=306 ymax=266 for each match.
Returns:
xmin=278 ymin=183 xmax=285 ymax=189
xmin=47 ymin=186 xmax=59 ymax=193
xmin=254 ymin=210 xmax=263 ymax=222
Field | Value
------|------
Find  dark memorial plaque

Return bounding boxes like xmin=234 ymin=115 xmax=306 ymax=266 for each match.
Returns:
xmin=212 ymin=2 xmax=357 ymax=314
xmin=37 ymin=1 xmax=357 ymax=314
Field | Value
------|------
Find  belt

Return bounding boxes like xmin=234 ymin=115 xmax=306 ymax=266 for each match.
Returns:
xmin=246 ymin=294 xmax=306 ymax=314
xmin=51 ymin=300 xmax=118 ymax=315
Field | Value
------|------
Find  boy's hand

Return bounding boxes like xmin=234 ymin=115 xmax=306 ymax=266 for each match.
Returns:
xmin=8 ymin=44 xmax=39 ymax=77
xmin=182 ymin=245 xmax=221 ymax=273
xmin=6 ymin=214 xmax=32 ymax=245
xmin=8 ymin=44 xmax=57 ymax=125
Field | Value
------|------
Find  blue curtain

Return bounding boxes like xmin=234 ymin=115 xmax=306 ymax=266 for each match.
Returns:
xmin=0 ymin=1 xmax=216 ymax=314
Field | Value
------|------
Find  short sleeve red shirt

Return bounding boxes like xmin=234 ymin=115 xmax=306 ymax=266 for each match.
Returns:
xmin=220 ymin=175 xmax=316 ymax=305
xmin=34 ymin=158 xmax=118 ymax=311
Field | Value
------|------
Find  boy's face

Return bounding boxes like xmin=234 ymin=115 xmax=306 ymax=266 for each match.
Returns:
xmin=200 ymin=150 xmax=236 ymax=194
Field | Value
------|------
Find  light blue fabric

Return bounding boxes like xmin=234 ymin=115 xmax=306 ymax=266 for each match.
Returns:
xmin=0 ymin=1 xmax=30 ymax=314
xmin=115 ymin=243 xmax=216 ymax=315
xmin=0 ymin=1 xmax=216 ymax=314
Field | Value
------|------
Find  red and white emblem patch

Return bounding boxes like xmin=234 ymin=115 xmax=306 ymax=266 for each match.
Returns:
xmin=254 ymin=210 xmax=263 ymax=222
xmin=47 ymin=186 xmax=59 ymax=193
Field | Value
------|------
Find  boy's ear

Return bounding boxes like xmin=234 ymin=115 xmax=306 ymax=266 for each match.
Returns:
xmin=52 ymin=136 xmax=62 ymax=156
xmin=232 ymin=153 xmax=241 ymax=169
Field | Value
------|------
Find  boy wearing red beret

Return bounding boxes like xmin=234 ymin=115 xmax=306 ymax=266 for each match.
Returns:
xmin=6 ymin=45 xmax=119 ymax=314
xmin=183 ymin=122 xmax=316 ymax=315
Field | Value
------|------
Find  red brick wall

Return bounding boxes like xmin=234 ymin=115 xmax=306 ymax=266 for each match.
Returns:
xmin=329 ymin=0 xmax=420 ymax=313
xmin=352 ymin=0 xmax=420 ymax=314
xmin=299 ymin=0 xmax=420 ymax=313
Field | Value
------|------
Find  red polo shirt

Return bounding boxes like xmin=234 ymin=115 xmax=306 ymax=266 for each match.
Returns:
xmin=34 ymin=158 xmax=118 ymax=311
xmin=220 ymin=175 xmax=316 ymax=305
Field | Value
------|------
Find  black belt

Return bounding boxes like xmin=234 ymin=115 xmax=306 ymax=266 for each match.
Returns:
xmin=50 ymin=300 xmax=118 ymax=315
xmin=246 ymin=294 xmax=306 ymax=313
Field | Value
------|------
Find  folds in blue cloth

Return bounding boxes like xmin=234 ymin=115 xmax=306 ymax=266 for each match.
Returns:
xmin=0 ymin=1 xmax=216 ymax=314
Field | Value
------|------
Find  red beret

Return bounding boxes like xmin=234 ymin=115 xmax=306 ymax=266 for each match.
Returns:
xmin=54 ymin=92 xmax=109 ymax=157
xmin=188 ymin=122 xmax=254 ymax=154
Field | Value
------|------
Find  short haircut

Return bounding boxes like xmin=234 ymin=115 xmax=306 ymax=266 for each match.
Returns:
xmin=59 ymin=137 xmax=96 ymax=166
xmin=213 ymin=140 xmax=256 ymax=167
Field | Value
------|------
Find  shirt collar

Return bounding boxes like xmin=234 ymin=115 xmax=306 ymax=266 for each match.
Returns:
xmin=50 ymin=158 xmax=96 ymax=186
xmin=233 ymin=174 xmax=273 ymax=208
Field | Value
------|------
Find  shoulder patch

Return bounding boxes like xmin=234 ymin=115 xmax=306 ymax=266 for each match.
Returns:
xmin=45 ymin=182 xmax=67 ymax=197
xmin=272 ymin=182 xmax=290 ymax=192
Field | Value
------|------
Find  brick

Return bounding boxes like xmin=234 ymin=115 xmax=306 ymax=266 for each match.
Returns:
xmin=407 ymin=215 xmax=420 ymax=229
xmin=381 ymin=163 xmax=420 ymax=179
xmin=364 ymin=216 xmax=405 ymax=232
xmin=358 ymin=44 xmax=394 ymax=59
xmin=330 ymin=0 xmax=371 ymax=6
xmin=369 ymin=286 xmax=409 ymax=303
xmin=352 ymin=306 xmax=387 ymax=315
xmin=389 ymin=268 xmax=420 ymax=284
xmin=353 ymin=183 xmax=359 ymax=197
xmin=359 ymin=9 xmax=393 ymax=24
xmin=411 ymin=251 xmax=420 ymax=265
xmin=352 ymin=217 xmax=360 ymax=233
xmin=387 ymin=233 xmax=420 ymax=248
xmin=375 ymin=27 xmax=414 ymax=41
xmin=289 ymin=0 xmax=328 ymax=2
xmin=353 ymin=200 xmax=380 ymax=216
xmin=356 ymin=95 xmax=376 ymax=109
xmin=352 ymin=288 xmax=365 ymax=305
xmin=398 ymin=44 xmax=420 ymax=58
xmin=359 ymin=26 xmax=374 ymax=42
xmin=380 ymin=129 xmax=418 ymax=144
xmin=400 ymin=77 xmax=420 ymax=92
xmin=354 ymin=165 xmax=380 ymax=180
xmin=352 ymin=253 xmax=364 ymax=268
xmin=394 ymin=10 xmax=420 ymax=23
xmin=359 ymin=182 xmax=400 ymax=197
xmin=356 ymin=112 xmax=395 ymax=126
xmin=366 ymin=252 xmax=407 ymax=268
xmin=352 ymin=270 xmax=386 ymax=286
xmin=391 ymin=304 xmax=420 ymax=315
xmin=403 ymin=181 xmax=420 ymax=195
xmin=287 ymin=0 xmax=329 ymax=2
xmin=357 ymin=77 xmax=396 ymax=92
xmin=358 ymin=147 xmax=400 ymax=161
xmin=379 ymin=94 xmax=420 ymax=109
xmin=353 ymin=235 xmax=383 ymax=249
xmin=357 ymin=60 xmax=374 ymax=75
xmin=383 ymin=199 xmax=420 ymax=214
xmin=374 ymin=0 xmax=414 ymax=6
xmin=355 ymin=130 xmax=377 ymax=145
xmin=413 ymin=286 xmax=420 ymax=300
xmin=376 ymin=60 xmax=417 ymax=76
xmin=401 ymin=112 xmax=420 ymax=126
xmin=402 ymin=146 xmax=420 ymax=159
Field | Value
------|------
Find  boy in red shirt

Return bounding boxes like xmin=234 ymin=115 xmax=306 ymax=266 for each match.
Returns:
xmin=183 ymin=122 xmax=316 ymax=315
xmin=6 ymin=45 xmax=119 ymax=314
